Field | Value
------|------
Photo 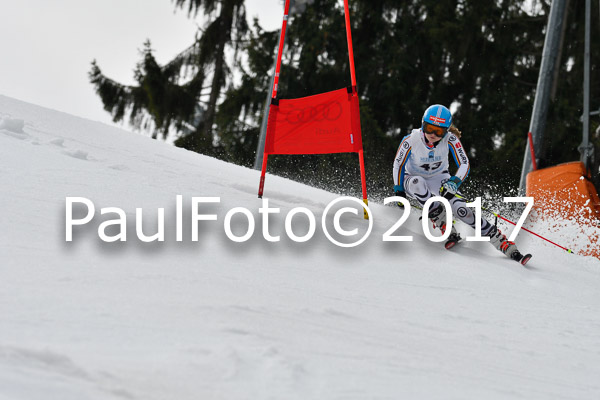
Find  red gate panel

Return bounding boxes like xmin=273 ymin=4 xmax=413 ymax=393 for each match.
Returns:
xmin=265 ymin=88 xmax=363 ymax=155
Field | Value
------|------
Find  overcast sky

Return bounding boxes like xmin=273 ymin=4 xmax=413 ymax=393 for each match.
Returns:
xmin=0 ymin=0 xmax=282 ymax=127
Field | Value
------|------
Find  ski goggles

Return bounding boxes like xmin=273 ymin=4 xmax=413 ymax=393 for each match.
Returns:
xmin=423 ymin=122 xmax=448 ymax=138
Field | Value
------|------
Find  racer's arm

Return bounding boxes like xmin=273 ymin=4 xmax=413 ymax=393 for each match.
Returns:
xmin=393 ymin=135 xmax=412 ymax=191
xmin=447 ymin=134 xmax=470 ymax=183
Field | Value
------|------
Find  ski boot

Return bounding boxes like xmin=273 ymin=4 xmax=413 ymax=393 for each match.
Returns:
xmin=486 ymin=225 xmax=532 ymax=266
xmin=444 ymin=228 xmax=462 ymax=250
xmin=429 ymin=204 xmax=462 ymax=250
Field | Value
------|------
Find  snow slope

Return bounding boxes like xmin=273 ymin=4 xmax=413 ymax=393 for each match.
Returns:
xmin=1 ymin=94 xmax=600 ymax=400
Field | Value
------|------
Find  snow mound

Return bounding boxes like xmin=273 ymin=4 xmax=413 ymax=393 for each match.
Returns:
xmin=0 ymin=117 xmax=25 ymax=133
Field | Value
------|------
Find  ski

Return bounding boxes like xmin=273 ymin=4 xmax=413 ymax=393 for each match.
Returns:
xmin=511 ymin=251 xmax=533 ymax=266
xmin=444 ymin=232 xmax=461 ymax=250
xmin=519 ymin=253 xmax=533 ymax=266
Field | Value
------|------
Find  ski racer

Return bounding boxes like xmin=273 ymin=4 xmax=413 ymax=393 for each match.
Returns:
xmin=392 ymin=104 xmax=531 ymax=265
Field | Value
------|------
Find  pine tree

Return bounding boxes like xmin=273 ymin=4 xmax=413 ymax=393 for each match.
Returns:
xmin=89 ymin=40 xmax=204 ymax=139
xmin=89 ymin=0 xmax=248 ymax=155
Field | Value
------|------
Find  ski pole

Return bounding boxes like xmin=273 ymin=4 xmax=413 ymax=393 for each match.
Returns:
xmin=454 ymin=194 xmax=575 ymax=254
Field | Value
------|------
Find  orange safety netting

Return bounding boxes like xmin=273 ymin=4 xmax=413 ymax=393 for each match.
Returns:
xmin=527 ymin=161 xmax=600 ymax=258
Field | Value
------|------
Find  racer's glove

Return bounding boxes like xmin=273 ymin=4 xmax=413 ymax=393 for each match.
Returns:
xmin=439 ymin=176 xmax=462 ymax=199
xmin=393 ymin=185 xmax=406 ymax=208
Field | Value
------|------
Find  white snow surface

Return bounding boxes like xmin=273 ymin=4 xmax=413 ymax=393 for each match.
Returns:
xmin=1 ymin=94 xmax=600 ymax=399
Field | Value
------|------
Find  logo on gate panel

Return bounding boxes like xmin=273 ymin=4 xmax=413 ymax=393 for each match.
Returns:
xmin=316 ymin=127 xmax=340 ymax=135
xmin=286 ymin=101 xmax=343 ymax=125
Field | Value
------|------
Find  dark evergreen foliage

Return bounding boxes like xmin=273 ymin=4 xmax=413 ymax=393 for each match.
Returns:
xmin=90 ymin=41 xmax=204 ymax=139
xmin=543 ymin=0 xmax=600 ymax=170
xmin=90 ymin=0 xmax=247 ymax=154
xmin=89 ymin=0 xmax=598 ymax=199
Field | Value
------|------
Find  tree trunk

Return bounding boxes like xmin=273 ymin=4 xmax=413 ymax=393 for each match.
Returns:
xmin=198 ymin=1 xmax=234 ymax=151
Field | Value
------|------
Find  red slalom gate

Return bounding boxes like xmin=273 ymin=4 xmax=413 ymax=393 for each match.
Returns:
xmin=258 ymin=0 xmax=368 ymax=218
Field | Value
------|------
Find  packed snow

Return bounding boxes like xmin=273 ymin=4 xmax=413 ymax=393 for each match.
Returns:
xmin=1 ymin=94 xmax=600 ymax=399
